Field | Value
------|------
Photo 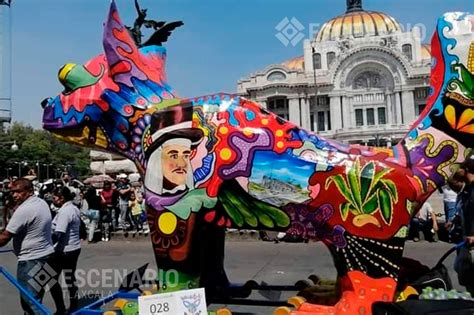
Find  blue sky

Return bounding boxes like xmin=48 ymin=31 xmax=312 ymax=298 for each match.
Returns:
xmin=5 ymin=0 xmax=472 ymax=128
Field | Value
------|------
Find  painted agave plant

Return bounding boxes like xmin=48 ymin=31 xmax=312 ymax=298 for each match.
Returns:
xmin=447 ymin=61 xmax=474 ymax=103
xmin=325 ymin=158 xmax=398 ymax=228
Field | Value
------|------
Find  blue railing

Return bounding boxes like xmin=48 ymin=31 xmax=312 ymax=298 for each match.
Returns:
xmin=0 ymin=266 xmax=51 ymax=314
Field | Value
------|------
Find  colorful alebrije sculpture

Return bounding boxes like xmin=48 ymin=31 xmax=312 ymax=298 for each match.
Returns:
xmin=42 ymin=1 xmax=473 ymax=314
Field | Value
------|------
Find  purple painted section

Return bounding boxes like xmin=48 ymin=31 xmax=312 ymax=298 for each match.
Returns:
xmin=145 ymin=189 xmax=187 ymax=211
xmin=220 ymin=128 xmax=273 ymax=179
xmin=102 ymin=1 xmax=147 ymax=87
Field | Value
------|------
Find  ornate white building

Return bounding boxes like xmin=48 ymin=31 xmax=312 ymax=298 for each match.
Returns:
xmin=237 ymin=0 xmax=431 ymax=146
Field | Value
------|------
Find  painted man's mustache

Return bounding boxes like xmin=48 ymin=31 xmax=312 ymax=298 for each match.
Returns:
xmin=172 ymin=168 xmax=187 ymax=174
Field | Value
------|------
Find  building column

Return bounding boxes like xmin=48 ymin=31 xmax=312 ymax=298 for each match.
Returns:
xmin=329 ymin=96 xmax=342 ymax=132
xmin=288 ymin=97 xmax=301 ymax=126
xmin=394 ymin=92 xmax=402 ymax=124
xmin=300 ymin=97 xmax=311 ymax=130
xmin=385 ymin=92 xmax=393 ymax=125
xmin=401 ymin=90 xmax=415 ymax=125
xmin=342 ymin=96 xmax=351 ymax=129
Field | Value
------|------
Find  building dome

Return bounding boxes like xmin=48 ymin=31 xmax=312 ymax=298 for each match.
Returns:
xmin=315 ymin=1 xmax=401 ymax=41
xmin=281 ymin=56 xmax=304 ymax=71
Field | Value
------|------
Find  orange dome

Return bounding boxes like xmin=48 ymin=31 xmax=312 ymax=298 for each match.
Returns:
xmin=315 ymin=10 xmax=401 ymax=42
xmin=281 ymin=56 xmax=304 ymax=71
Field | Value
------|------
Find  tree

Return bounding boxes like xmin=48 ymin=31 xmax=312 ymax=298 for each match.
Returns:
xmin=0 ymin=122 xmax=91 ymax=180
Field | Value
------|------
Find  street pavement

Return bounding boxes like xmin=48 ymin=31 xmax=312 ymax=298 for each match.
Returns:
xmin=0 ymin=236 xmax=464 ymax=315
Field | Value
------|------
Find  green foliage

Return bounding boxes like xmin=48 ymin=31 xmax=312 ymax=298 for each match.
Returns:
xmin=325 ymin=158 xmax=397 ymax=226
xmin=218 ymin=179 xmax=290 ymax=229
xmin=0 ymin=122 xmax=91 ymax=179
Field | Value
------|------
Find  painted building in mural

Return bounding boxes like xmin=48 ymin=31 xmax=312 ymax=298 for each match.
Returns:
xmin=237 ymin=0 xmax=431 ymax=146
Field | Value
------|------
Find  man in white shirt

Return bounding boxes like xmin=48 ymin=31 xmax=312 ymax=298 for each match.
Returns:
xmin=0 ymin=178 xmax=55 ymax=314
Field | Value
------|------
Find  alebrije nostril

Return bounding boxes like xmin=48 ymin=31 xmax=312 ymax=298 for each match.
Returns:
xmin=41 ymin=98 xmax=51 ymax=109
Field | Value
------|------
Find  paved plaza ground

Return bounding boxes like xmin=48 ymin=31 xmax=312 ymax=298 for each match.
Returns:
xmin=0 ymin=235 xmax=463 ymax=315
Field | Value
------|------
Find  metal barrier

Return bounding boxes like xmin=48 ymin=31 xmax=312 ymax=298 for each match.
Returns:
xmin=0 ymin=266 xmax=51 ymax=314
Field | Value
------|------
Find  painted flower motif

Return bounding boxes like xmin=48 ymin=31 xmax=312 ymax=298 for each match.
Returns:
xmin=147 ymin=210 xmax=187 ymax=253
xmin=408 ymin=136 xmax=454 ymax=190
xmin=283 ymin=203 xmax=346 ymax=248
xmin=445 ymin=105 xmax=474 ymax=133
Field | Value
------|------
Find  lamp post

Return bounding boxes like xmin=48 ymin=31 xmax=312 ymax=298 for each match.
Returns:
xmin=0 ymin=140 xmax=18 ymax=151
xmin=13 ymin=160 xmax=28 ymax=177
xmin=46 ymin=163 xmax=52 ymax=180
xmin=36 ymin=161 xmax=40 ymax=182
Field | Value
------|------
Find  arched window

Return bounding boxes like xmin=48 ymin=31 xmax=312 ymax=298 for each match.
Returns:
xmin=353 ymin=72 xmax=384 ymax=90
xmin=327 ymin=52 xmax=336 ymax=68
xmin=402 ymin=44 xmax=412 ymax=61
xmin=312 ymin=53 xmax=321 ymax=70
xmin=267 ymin=71 xmax=287 ymax=81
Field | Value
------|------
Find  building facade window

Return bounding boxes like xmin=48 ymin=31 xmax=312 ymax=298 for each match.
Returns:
xmin=313 ymin=53 xmax=321 ymax=70
xmin=267 ymin=71 xmax=287 ymax=81
xmin=414 ymin=87 xmax=429 ymax=116
xmin=355 ymin=109 xmax=364 ymax=126
xmin=317 ymin=111 xmax=325 ymax=131
xmin=353 ymin=71 xmax=384 ymax=90
xmin=327 ymin=110 xmax=331 ymax=130
xmin=327 ymin=52 xmax=336 ymax=68
xmin=310 ymin=95 xmax=329 ymax=106
xmin=268 ymin=97 xmax=289 ymax=120
xmin=367 ymin=108 xmax=375 ymax=125
xmin=415 ymin=87 xmax=429 ymax=100
xmin=416 ymin=104 xmax=426 ymax=116
xmin=402 ymin=44 xmax=412 ymax=61
xmin=378 ymin=107 xmax=386 ymax=125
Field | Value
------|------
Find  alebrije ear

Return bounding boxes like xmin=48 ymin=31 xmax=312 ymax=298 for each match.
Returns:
xmin=102 ymin=0 xmax=142 ymax=86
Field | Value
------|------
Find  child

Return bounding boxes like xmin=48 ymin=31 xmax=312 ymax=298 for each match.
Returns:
xmin=129 ymin=192 xmax=143 ymax=236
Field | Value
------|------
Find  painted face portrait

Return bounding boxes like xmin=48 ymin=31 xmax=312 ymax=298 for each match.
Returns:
xmin=145 ymin=134 xmax=202 ymax=195
xmin=161 ymin=143 xmax=191 ymax=188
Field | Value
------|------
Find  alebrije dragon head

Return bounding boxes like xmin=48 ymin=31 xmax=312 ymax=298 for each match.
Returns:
xmin=41 ymin=0 xmax=178 ymax=171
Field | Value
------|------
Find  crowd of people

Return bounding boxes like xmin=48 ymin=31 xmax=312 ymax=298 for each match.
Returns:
xmin=78 ymin=174 xmax=149 ymax=242
xmin=407 ymin=157 xmax=474 ymax=294
xmin=1 ymin=172 xmax=149 ymax=243
xmin=407 ymin=159 xmax=473 ymax=245
xmin=0 ymin=172 xmax=148 ymax=314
